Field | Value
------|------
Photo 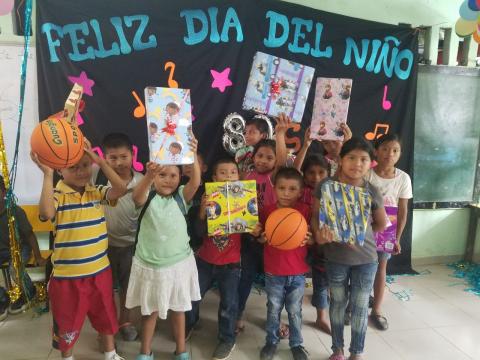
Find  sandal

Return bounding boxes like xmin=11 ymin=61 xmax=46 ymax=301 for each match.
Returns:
xmin=279 ymin=323 xmax=289 ymax=339
xmin=329 ymin=354 xmax=345 ymax=360
xmin=370 ymin=314 xmax=388 ymax=330
xmin=234 ymin=324 xmax=245 ymax=335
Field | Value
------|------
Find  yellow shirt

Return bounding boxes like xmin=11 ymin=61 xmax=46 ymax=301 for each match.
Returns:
xmin=51 ymin=180 xmax=115 ymax=279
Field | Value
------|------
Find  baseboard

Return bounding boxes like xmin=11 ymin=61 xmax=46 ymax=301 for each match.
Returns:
xmin=412 ymin=255 xmax=464 ymax=266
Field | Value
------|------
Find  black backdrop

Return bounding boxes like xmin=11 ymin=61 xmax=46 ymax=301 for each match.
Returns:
xmin=36 ymin=0 xmax=418 ymax=273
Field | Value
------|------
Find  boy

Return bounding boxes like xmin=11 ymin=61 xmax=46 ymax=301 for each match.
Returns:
xmin=32 ymin=142 xmax=127 ymax=360
xmin=252 ymin=167 xmax=312 ymax=360
xmin=0 ymin=176 xmax=46 ymax=319
xmin=235 ymin=116 xmax=270 ymax=175
xmin=95 ymin=133 xmax=144 ymax=341
xmin=185 ymin=158 xmax=243 ymax=360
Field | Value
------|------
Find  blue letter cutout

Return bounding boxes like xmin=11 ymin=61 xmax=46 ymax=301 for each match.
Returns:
xmin=220 ymin=7 xmax=244 ymax=42
xmin=41 ymin=23 xmax=63 ymax=63
xmin=263 ymin=10 xmax=289 ymax=48
xmin=288 ymin=17 xmax=312 ymax=55
xmin=180 ymin=9 xmax=208 ymax=45
xmin=63 ymin=22 xmax=95 ymax=62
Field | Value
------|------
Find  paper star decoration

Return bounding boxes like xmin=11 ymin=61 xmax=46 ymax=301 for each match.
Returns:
xmin=210 ymin=68 xmax=233 ymax=93
xmin=68 ymin=71 xmax=95 ymax=96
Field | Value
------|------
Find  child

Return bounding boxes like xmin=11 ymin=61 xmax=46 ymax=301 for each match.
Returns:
xmin=95 ymin=133 xmax=144 ymax=341
xmin=127 ymin=136 xmax=201 ymax=360
xmin=312 ymin=138 xmax=388 ymax=360
xmin=366 ymin=134 xmax=412 ymax=331
xmin=0 ymin=176 xmax=46 ymax=319
xmin=32 ymin=144 xmax=128 ymax=360
xmin=253 ymin=167 xmax=312 ymax=360
xmin=235 ymin=115 xmax=270 ymax=175
xmin=186 ymin=157 xmax=243 ymax=360
xmin=236 ymin=114 xmax=289 ymax=334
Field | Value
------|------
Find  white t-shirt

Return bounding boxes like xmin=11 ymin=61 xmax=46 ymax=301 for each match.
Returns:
xmin=95 ymin=170 xmax=144 ymax=247
xmin=366 ymin=168 xmax=412 ymax=207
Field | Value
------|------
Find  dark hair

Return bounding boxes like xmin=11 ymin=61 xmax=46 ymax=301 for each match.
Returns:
xmin=374 ymin=133 xmax=402 ymax=149
xmin=102 ymin=133 xmax=133 ymax=152
xmin=340 ymin=137 xmax=375 ymax=160
xmin=252 ymin=139 xmax=276 ymax=158
xmin=274 ymin=167 xmax=304 ymax=188
xmin=246 ymin=117 xmax=269 ymax=136
xmin=301 ymin=154 xmax=329 ymax=174
xmin=166 ymin=102 xmax=180 ymax=111
xmin=149 ymin=122 xmax=158 ymax=129
xmin=211 ymin=157 xmax=238 ymax=176
xmin=169 ymin=142 xmax=182 ymax=150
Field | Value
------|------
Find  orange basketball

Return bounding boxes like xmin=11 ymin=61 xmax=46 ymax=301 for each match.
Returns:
xmin=30 ymin=117 xmax=85 ymax=169
xmin=265 ymin=207 xmax=308 ymax=250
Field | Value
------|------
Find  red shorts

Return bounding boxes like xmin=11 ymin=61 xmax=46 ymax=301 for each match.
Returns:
xmin=48 ymin=268 xmax=118 ymax=351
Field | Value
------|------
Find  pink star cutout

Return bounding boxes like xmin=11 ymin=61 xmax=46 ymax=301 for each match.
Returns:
xmin=210 ymin=68 xmax=233 ymax=93
xmin=68 ymin=71 xmax=95 ymax=96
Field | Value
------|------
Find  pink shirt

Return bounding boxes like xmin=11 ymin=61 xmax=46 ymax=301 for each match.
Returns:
xmin=245 ymin=171 xmax=277 ymax=208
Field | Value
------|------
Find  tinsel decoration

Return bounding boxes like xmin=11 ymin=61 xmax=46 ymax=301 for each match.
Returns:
xmin=448 ymin=261 xmax=480 ymax=296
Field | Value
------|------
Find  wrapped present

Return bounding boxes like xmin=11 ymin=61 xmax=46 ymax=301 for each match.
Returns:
xmin=205 ymin=180 xmax=258 ymax=236
xmin=375 ymin=205 xmax=398 ymax=253
xmin=242 ymin=51 xmax=315 ymax=123
xmin=144 ymin=87 xmax=193 ymax=165
xmin=318 ymin=180 xmax=372 ymax=246
xmin=311 ymin=77 xmax=352 ymax=141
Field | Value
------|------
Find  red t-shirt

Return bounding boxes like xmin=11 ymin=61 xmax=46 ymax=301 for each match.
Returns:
xmin=197 ymin=233 xmax=242 ymax=265
xmin=300 ymin=186 xmax=314 ymax=209
xmin=261 ymin=202 xmax=311 ymax=276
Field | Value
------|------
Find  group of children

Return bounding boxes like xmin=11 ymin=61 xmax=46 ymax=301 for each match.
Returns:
xmin=22 ymin=111 xmax=411 ymax=360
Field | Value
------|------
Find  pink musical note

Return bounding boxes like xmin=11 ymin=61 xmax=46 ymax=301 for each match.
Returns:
xmin=92 ymin=146 xmax=104 ymax=158
xmin=382 ymin=85 xmax=392 ymax=111
xmin=132 ymin=145 xmax=144 ymax=172
xmin=77 ymin=113 xmax=84 ymax=126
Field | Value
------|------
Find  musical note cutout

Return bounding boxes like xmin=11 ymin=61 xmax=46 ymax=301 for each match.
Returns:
xmin=382 ymin=85 xmax=392 ymax=111
xmin=77 ymin=113 xmax=84 ymax=126
xmin=365 ymin=123 xmax=390 ymax=140
xmin=93 ymin=145 xmax=144 ymax=172
xmin=132 ymin=145 xmax=144 ymax=172
xmin=165 ymin=61 xmax=179 ymax=88
xmin=132 ymin=91 xmax=146 ymax=118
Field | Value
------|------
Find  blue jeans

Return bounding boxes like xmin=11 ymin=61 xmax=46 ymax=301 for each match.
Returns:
xmin=326 ymin=262 xmax=377 ymax=355
xmin=311 ymin=267 xmax=329 ymax=309
xmin=265 ymin=274 xmax=305 ymax=348
xmin=0 ymin=243 xmax=35 ymax=301
xmin=186 ymin=257 xmax=240 ymax=344
xmin=237 ymin=236 xmax=263 ymax=319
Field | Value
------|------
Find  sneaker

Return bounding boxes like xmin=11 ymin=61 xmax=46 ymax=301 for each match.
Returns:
xmin=8 ymin=297 xmax=28 ymax=314
xmin=110 ymin=354 xmax=126 ymax=360
xmin=136 ymin=353 xmax=154 ymax=360
xmin=212 ymin=341 xmax=235 ymax=360
xmin=173 ymin=352 xmax=190 ymax=360
xmin=260 ymin=343 xmax=277 ymax=360
xmin=120 ymin=323 xmax=138 ymax=341
xmin=291 ymin=346 xmax=309 ymax=360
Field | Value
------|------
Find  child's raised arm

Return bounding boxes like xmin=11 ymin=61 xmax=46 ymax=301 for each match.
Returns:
xmin=132 ymin=162 xmax=158 ymax=207
xmin=31 ymin=152 xmax=56 ymax=221
xmin=84 ymin=141 xmax=127 ymax=201
xmin=273 ymin=113 xmax=291 ymax=175
xmin=183 ymin=135 xmax=201 ymax=203
xmin=293 ymin=127 xmax=312 ymax=172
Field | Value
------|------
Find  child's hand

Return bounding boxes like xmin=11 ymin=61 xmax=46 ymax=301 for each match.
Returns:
xmin=257 ymin=231 xmax=267 ymax=244
xmin=145 ymin=162 xmax=161 ymax=179
xmin=341 ymin=123 xmax=352 ymax=142
xmin=30 ymin=151 xmax=54 ymax=175
xmin=83 ymin=138 xmax=102 ymax=164
xmin=275 ymin=113 xmax=291 ymax=135
xmin=250 ymin=222 xmax=263 ymax=237
xmin=34 ymin=255 xmax=48 ymax=267
xmin=393 ymin=242 xmax=401 ymax=255
xmin=199 ymin=193 xmax=208 ymax=219
xmin=304 ymin=127 xmax=313 ymax=147
xmin=315 ymin=225 xmax=335 ymax=245
xmin=301 ymin=231 xmax=313 ymax=246
xmin=188 ymin=133 xmax=198 ymax=154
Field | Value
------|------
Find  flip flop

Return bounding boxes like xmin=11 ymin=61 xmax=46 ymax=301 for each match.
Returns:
xmin=371 ymin=314 xmax=389 ymax=330
xmin=234 ymin=324 xmax=245 ymax=335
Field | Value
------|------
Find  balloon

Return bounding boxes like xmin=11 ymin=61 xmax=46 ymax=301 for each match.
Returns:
xmin=455 ymin=18 xmax=477 ymax=37
xmin=0 ymin=0 xmax=14 ymax=16
xmin=222 ymin=113 xmax=246 ymax=155
xmin=460 ymin=0 xmax=479 ymax=20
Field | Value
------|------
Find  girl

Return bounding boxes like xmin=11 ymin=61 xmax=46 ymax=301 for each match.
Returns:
xmin=126 ymin=137 xmax=201 ymax=360
xmin=312 ymin=138 xmax=388 ymax=360
xmin=367 ymin=134 xmax=412 ymax=331
xmin=236 ymin=113 xmax=289 ymax=334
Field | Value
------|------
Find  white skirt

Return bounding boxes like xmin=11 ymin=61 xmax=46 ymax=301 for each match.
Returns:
xmin=125 ymin=253 xmax=201 ymax=319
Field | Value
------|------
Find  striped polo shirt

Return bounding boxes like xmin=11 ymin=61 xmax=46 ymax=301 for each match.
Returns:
xmin=51 ymin=180 xmax=115 ymax=279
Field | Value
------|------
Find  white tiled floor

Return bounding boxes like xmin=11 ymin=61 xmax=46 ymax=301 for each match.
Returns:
xmin=1 ymin=264 xmax=480 ymax=359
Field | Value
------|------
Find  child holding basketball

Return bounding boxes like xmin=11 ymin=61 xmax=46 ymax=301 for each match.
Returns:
xmin=32 ymin=143 xmax=127 ymax=360
xmin=312 ymin=138 xmax=388 ymax=360
xmin=126 ymin=135 xmax=201 ymax=360
xmin=236 ymin=114 xmax=289 ymax=334
xmin=186 ymin=157 xmax=246 ymax=360
xmin=366 ymin=134 xmax=412 ymax=331
xmin=252 ymin=167 xmax=312 ymax=360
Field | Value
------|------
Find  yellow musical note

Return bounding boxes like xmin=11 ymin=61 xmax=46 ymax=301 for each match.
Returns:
xmin=365 ymin=123 xmax=389 ymax=140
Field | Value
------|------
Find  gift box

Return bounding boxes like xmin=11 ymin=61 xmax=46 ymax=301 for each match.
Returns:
xmin=311 ymin=77 xmax=352 ymax=141
xmin=242 ymin=51 xmax=315 ymax=123
xmin=375 ymin=206 xmax=398 ymax=253
xmin=318 ymin=180 xmax=372 ymax=246
xmin=144 ymin=87 xmax=193 ymax=165
xmin=205 ymin=180 xmax=259 ymax=236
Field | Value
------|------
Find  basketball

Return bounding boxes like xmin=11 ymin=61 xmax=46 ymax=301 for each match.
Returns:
xmin=265 ymin=207 xmax=308 ymax=250
xmin=30 ymin=117 xmax=85 ymax=169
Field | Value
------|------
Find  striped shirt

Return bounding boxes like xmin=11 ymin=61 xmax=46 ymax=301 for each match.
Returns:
xmin=51 ymin=180 xmax=115 ymax=279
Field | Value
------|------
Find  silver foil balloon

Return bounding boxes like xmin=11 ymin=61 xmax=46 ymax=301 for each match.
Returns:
xmin=222 ymin=113 xmax=246 ymax=155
